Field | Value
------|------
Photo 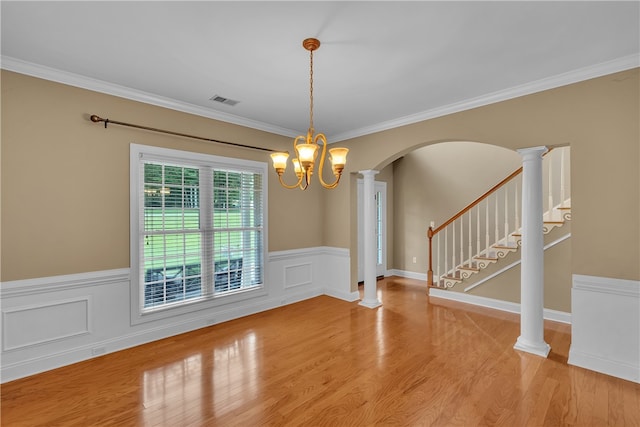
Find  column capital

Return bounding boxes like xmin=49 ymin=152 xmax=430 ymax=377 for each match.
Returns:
xmin=358 ymin=169 xmax=379 ymax=178
xmin=517 ymin=146 xmax=548 ymax=160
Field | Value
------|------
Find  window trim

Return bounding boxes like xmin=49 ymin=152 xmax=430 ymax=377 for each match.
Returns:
xmin=130 ymin=143 xmax=268 ymax=325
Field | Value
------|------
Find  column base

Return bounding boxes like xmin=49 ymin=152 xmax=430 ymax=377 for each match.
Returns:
xmin=514 ymin=336 xmax=551 ymax=358
xmin=359 ymin=299 xmax=382 ymax=309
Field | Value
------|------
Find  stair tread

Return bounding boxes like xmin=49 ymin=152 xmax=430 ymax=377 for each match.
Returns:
xmin=474 ymin=256 xmax=498 ymax=261
xmin=459 ymin=266 xmax=480 ymax=272
xmin=544 ymin=221 xmax=564 ymax=224
xmin=557 ymin=206 xmax=572 ymax=210
xmin=492 ymin=245 xmax=518 ymax=249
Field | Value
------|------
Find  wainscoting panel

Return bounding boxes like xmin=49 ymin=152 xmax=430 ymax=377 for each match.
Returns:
xmin=569 ymin=274 xmax=640 ymax=383
xmin=0 ymin=247 xmax=352 ymax=382
xmin=3 ymin=297 xmax=91 ymax=351
xmin=283 ymin=263 xmax=313 ymax=289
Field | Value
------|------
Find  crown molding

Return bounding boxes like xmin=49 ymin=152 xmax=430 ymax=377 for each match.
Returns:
xmin=3 ymin=54 xmax=638 ymax=142
xmin=0 ymin=56 xmax=299 ymax=138
xmin=330 ymin=54 xmax=640 ymax=142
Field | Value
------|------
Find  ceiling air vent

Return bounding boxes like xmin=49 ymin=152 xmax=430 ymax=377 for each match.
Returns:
xmin=209 ymin=94 xmax=240 ymax=106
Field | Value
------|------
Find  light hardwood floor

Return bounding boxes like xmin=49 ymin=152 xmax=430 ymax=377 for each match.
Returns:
xmin=2 ymin=276 xmax=639 ymax=426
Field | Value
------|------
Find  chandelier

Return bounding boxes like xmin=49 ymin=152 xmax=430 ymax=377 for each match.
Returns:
xmin=271 ymin=38 xmax=348 ymax=190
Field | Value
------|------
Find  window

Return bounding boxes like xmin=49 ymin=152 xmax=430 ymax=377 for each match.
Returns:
xmin=130 ymin=144 xmax=266 ymax=320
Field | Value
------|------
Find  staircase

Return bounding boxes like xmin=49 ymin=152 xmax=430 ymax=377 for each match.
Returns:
xmin=427 ymin=146 xmax=570 ymax=289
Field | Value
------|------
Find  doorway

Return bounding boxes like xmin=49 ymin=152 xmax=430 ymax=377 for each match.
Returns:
xmin=357 ymin=179 xmax=387 ymax=283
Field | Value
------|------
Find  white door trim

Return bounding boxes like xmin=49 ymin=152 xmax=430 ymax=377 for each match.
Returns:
xmin=357 ymin=179 xmax=387 ymax=282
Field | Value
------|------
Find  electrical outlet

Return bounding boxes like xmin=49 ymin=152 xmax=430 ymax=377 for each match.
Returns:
xmin=91 ymin=347 xmax=106 ymax=356
xmin=412 ymin=256 xmax=417 ymax=263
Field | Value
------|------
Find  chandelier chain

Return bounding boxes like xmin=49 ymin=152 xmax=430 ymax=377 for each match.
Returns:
xmin=309 ymin=49 xmax=314 ymax=132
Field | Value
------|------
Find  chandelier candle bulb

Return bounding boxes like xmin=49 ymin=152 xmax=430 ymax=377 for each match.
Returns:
xmin=296 ymin=144 xmax=318 ymax=168
xmin=292 ymin=159 xmax=302 ymax=176
xmin=329 ymin=147 xmax=349 ymax=172
xmin=270 ymin=152 xmax=289 ymax=173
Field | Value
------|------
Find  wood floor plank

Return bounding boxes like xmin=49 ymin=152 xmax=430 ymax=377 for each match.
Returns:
xmin=2 ymin=276 xmax=639 ymax=426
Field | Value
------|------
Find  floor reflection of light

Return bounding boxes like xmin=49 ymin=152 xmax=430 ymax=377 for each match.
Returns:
xmin=139 ymin=330 xmax=260 ymax=425
xmin=212 ymin=331 xmax=258 ymax=417
xmin=376 ymin=308 xmax=386 ymax=369
xmin=142 ymin=353 xmax=203 ymax=426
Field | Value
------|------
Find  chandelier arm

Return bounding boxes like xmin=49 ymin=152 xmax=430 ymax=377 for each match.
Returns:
xmin=271 ymin=135 xmax=306 ymax=189
xmin=314 ymin=133 xmax=341 ymax=189
xmin=277 ymin=172 xmax=305 ymax=190
xmin=324 ymin=174 xmax=342 ymax=189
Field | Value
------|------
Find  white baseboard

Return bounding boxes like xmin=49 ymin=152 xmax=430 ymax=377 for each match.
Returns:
xmin=324 ymin=288 xmax=360 ymax=302
xmin=389 ymin=269 xmax=427 ymax=281
xmin=391 ymin=268 xmax=571 ymax=324
xmin=569 ymin=348 xmax=639 ymax=384
xmin=428 ymin=287 xmax=572 ymax=324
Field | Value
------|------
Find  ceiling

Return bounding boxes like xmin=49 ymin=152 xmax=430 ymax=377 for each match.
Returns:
xmin=2 ymin=1 xmax=639 ymax=142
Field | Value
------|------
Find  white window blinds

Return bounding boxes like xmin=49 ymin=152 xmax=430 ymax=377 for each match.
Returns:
xmin=133 ymin=146 xmax=265 ymax=313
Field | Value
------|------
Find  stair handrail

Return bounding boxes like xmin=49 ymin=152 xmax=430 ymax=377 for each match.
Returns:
xmin=427 ymin=148 xmax=553 ymax=287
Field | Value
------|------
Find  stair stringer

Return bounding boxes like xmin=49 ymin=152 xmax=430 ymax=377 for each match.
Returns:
xmin=444 ymin=220 xmax=572 ymax=313
xmin=437 ymin=203 xmax=571 ymax=289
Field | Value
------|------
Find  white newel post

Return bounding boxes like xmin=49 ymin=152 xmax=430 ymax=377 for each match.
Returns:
xmin=514 ymin=146 xmax=550 ymax=357
xmin=359 ymin=170 xmax=382 ymax=309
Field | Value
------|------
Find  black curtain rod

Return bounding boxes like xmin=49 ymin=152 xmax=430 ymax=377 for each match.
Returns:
xmin=89 ymin=114 xmax=277 ymax=153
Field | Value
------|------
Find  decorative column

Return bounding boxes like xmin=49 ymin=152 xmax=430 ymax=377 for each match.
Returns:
xmin=359 ymin=170 xmax=382 ymax=309
xmin=514 ymin=146 xmax=550 ymax=357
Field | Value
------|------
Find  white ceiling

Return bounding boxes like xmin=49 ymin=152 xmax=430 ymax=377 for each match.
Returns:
xmin=2 ymin=1 xmax=639 ymax=142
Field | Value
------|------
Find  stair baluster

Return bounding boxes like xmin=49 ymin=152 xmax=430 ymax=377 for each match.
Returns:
xmin=436 ymin=232 xmax=440 ymax=285
xmin=444 ymin=227 xmax=448 ymax=284
xmin=515 ymin=184 xmax=520 ymax=233
xmin=485 ymin=200 xmax=490 ymax=258
xmin=494 ymin=194 xmax=499 ymax=248
xmin=560 ymin=149 xmax=566 ymax=206
xmin=548 ymin=156 xmax=554 ymax=220
xmin=476 ymin=208 xmax=480 ymax=263
xmin=460 ymin=217 xmax=463 ymax=271
xmin=452 ymin=220 xmax=456 ymax=279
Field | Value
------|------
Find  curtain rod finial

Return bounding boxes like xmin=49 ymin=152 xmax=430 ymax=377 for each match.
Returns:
xmin=90 ymin=115 xmax=108 ymax=128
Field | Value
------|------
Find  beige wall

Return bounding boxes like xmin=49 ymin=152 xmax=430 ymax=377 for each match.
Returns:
xmin=339 ymin=68 xmax=639 ymax=290
xmin=392 ymin=141 xmax=521 ymax=273
xmin=3 ymin=68 xmax=639 ymax=291
xmin=0 ymin=71 xmax=323 ymax=281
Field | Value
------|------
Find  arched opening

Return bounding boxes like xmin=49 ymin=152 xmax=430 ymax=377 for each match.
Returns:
xmin=389 ymin=141 xmax=521 ymax=276
xmin=355 ymin=140 xmax=572 ymax=316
